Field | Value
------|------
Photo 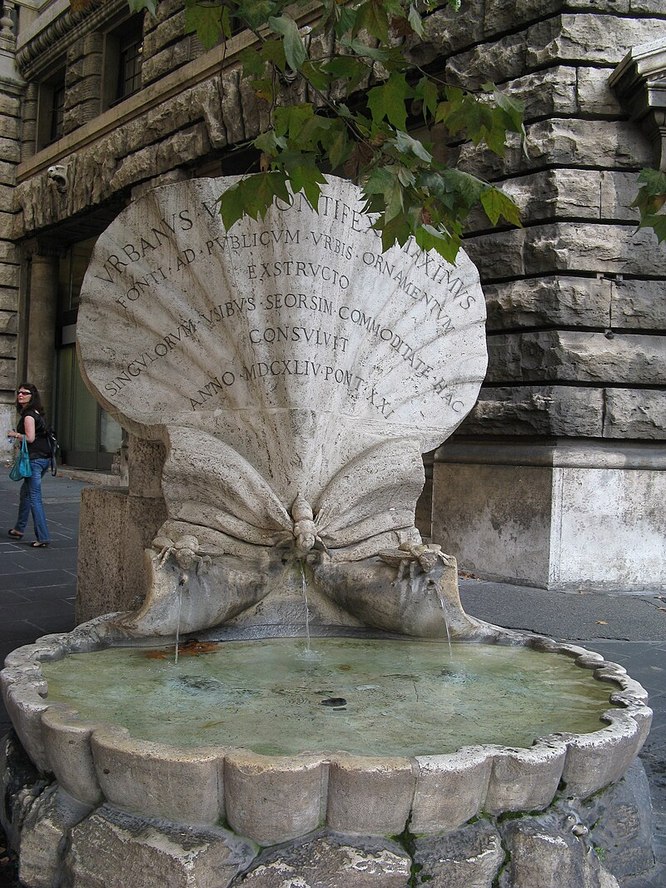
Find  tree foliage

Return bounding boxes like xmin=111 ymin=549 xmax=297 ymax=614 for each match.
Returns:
xmin=126 ymin=0 xmax=526 ymax=261
xmin=631 ymin=168 xmax=666 ymax=244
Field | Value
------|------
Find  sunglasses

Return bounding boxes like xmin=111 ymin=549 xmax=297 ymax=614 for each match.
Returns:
xmin=17 ymin=391 xmax=31 ymax=396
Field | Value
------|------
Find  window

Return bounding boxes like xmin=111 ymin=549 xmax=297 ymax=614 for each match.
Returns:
xmin=116 ymin=27 xmax=143 ymax=99
xmin=36 ymin=67 xmax=66 ymax=149
xmin=104 ymin=15 xmax=144 ymax=108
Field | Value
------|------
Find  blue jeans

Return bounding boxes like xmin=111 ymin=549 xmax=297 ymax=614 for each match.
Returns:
xmin=15 ymin=458 xmax=50 ymax=543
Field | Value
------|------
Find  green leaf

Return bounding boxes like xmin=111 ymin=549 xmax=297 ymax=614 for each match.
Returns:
xmin=322 ymin=56 xmax=369 ymax=91
xmin=128 ymin=0 xmax=157 ymax=15
xmin=480 ymin=187 xmax=522 ymax=227
xmin=339 ymin=38 xmax=390 ymax=63
xmin=407 ymin=3 xmax=425 ymax=37
xmin=367 ymin=73 xmax=412 ymax=130
xmin=184 ymin=2 xmax=224 ymax=49
xmin=240 ymin=47 xmax=265 ymax=79
xmin=353 ymin=0 xmax=390 ymax=43
xmin=268 ymin=14 xmax=307 ymax=72
xmin=415 ymin=224 xmax=460 ymax=264
xmin=631 ymin=168 xmax=666 ymax=215
xmin=638 ymin=212 xmax=666 ymax=242
xmin=328 ymin=127 xmax=352 ymax=170
xmin=219 ymin=172 xmax=291 ymax=229
xmin=392 ymin=130 xmax=432 ymax=164
xmin=414 ymin=77 xmax=439 ymax=121
xmin=236 ymin=0 xmax=281 ymax=31
xmin=254 ymin=130 xmax=287 ymax=156
xmin=287 ymin=163 xmax=327 ymax=209
xmin=219 ymin=183 xmax=247 ymax=230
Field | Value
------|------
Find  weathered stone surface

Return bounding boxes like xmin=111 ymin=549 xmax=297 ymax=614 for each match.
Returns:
xmin=413 ymin=820 xmax=504 ymax=888
xmin=0 ymin=285 xmax=19 ymax=311
xmin=224 ymin=752 xmax=326 ymax=846
xmin=0 ymin=312 xmax=14 ymax=335
xmin=484 ymin=276 xmax=612 ymax=330
xmin=76 ymin=488 xmax=167 ymax=623
xmin=0 ymin=94 xmax=20 ymax=117
xmin=584 ymin=758 xmax=656 ymax=881
xmin=326 ymin=756 xmax=414 ymax=835
xmin=41 ymin=707 xmax=102 ymax=806
xmin=446 ymin=32 xmax=528 ymax=89
xmin=147 ymin=0 xmax=183 ymax=28
xmin=460 ymin=386 xmax=605 ymax=437
xmin=109 ymin=124 xmax=211 ymax=191
xmin=499 ymin=813 xmax=620 ymax=888
xmin=143 ymin=10 xmax=187 ymax=59
xmin=412 ymin=0 xmax=485 ymax=64
xmin=484 ymin=743 xmax=567 ymax=814
xmin=18 ymin=785 xmax=91 ymax=888
xmin=486 ymin=331 xmax=666 ymax=386
xmin=65 ymin=76 xmax=102 ymax=108
xmin=527 ymin=14 xmax=664 ymax=67
xmin=603 ymin=389 xmax=666 ymax=438
xmin=64 ymin=806 xmax=255 ymax=888
xmin=0 ymin=159 xmax=17 ymax=186
xmin=465 ymin=223 xmax=666 ymax=281
xmin=576 ymin=66 xmax=624 ymax=116
xmin=127 ymin=435 xmax=165 ymax=498
xmin=612 ymin=278 xmax=666 ymax=329
xmin=91 ymin=728 xmax=224 ymax=824
xmin=432 ymin=460 xmax=554 ymax=588
xmin=503 ymin=66 xmax=577 ymax=119
xmin=458 ymin=119 xmax=654 ymax=180
xmin=498 ymin=169 xmax=641 ymax=225
xmin=411 ymin=749 xmax=492 ymax=834
xmin=237 ymin=835 xmax=411 ymax=887
xmin=1 ymin=116 xmax=19 ymax=142
xmin=482 ymin=0 xmax=562 ymax=36
xmin=141 ymin=39 xmax=192 ymax=86
xmin=0 ymin=732 xmax=48 ymax=852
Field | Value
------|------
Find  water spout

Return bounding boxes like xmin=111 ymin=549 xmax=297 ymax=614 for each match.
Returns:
xmin=174 ymin=573 xmax=187 ymax=665
xmin=299 ymin=560 xmax=311 ymax=652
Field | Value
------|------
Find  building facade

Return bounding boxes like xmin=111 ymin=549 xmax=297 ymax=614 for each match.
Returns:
xmin=0 ymin=0 xmax=664 ymax=602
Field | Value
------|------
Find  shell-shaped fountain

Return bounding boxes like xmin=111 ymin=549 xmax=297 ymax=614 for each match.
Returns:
xmin=0 ymin=177 xmax=652 ymax=883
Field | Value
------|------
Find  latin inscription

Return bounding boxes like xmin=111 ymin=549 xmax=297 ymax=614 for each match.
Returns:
xmin=91 ymin=181 xmax=482 ymax=422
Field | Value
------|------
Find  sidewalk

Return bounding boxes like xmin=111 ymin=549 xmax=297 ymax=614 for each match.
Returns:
xmin=0 ymin=469 xmax=664 ymax=885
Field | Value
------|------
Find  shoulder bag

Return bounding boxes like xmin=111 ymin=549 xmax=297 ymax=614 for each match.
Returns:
xmin=9 ymin=437 xmax=32 ymax=481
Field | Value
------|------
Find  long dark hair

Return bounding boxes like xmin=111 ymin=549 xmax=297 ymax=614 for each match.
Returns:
xmin=16 ymin=382 xmax=45 ymax=416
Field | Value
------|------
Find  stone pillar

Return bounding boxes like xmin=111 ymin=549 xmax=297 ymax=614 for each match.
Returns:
xmin=423 ymin=2 xmax=666 ymax=592
xmin=25 ymin=249 xmax=59 ymax=417
xmin=76 ymin=435 xmax=167 ymax=623
xmin=0 ymin=0 xmax=23 ymax=442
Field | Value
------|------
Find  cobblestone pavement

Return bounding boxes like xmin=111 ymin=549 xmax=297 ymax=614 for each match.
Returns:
xmin=0 ymin=471 xmax=664 ymax=885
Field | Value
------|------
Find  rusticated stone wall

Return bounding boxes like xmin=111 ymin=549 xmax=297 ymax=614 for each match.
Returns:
xmin=413 ymin=0 xmax=666 ymax=443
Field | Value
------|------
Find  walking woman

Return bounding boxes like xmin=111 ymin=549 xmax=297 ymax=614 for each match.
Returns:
xmin=7 ymin=383 xmax=51 ymax=547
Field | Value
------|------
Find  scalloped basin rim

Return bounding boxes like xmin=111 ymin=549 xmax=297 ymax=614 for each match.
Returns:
xmin=0 ymin=623 xmax=653 ymax=846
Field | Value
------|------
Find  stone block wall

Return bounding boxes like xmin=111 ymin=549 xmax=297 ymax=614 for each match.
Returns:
xmin=64 ymin=31 xmax=104 ymax=135
xmin=142 ymin=0 xmax=203 ymax=87
xmin=417 ymin=1 xmax=666 ymax=444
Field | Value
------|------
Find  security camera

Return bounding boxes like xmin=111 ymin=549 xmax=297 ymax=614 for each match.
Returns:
xmin=47 ymin=165 xmax=68 ymax=190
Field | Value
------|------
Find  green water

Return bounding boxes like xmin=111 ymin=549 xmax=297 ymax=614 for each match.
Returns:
xmin=42 ymin=638 xmax=615 ymax=757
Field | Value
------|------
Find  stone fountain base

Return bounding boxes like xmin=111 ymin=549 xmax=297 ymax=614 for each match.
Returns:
xmin=1 ymin=732 xmax=656 ymax=888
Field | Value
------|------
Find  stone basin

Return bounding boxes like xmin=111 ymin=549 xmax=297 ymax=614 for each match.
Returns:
xmin=0 ymin=621 xmax=652 ymax=847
